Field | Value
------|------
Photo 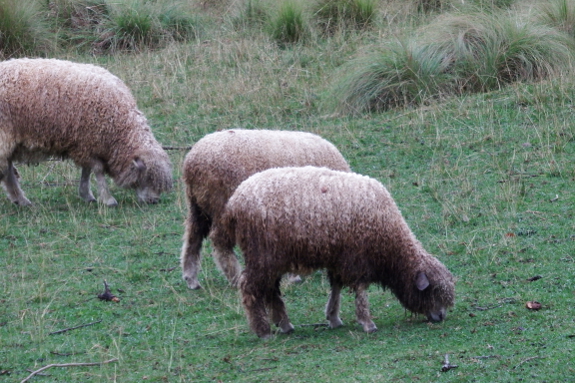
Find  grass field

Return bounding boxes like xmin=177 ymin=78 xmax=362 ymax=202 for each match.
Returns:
xmin=2 ymin=1 xmax=575 ymax=382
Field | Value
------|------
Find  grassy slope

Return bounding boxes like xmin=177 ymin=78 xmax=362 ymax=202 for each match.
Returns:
xmin=3 ymin=12 xmax=575 ymax=383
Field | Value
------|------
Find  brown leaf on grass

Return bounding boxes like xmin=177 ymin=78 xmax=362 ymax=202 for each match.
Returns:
xmin=526 ymin=301 xmax=542 ymax=310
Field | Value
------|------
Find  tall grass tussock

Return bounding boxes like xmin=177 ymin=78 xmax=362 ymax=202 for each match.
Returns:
xmin=0 ymin=0 xmax=54 ymax=58
xmin=535 ymin=0 xmax=575 ymax=38
xmin=332 ymin=8 xmax=575 ymax=114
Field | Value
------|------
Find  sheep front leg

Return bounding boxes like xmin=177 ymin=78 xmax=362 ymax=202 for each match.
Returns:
xmin=267 ymin=277 xmax=294 ymax=334
xmin=355 ymin=284 xmax=377 ymax=333
xmin=92 ymin=161 xmax=117 ymax=206
xmin=325 ymin=273 xmax=344 ymax=328
xmin=240 ymin=271 xmax=272 ymax=339
xmin=79 ymin=167 xmax=96 ymax=203
xmin=1 ymin=161 xmax=32 ymax=206
xmin=181 ymin=199 xmax=211 ymax=289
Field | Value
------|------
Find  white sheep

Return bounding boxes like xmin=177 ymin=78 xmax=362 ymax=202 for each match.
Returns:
xmin=214 ymin=166 xmax=455 ymax=338
xmin=181 ymin=129 xmax=351 ymax=289
xmin=0 ymin=58 xmax=172 ymax=206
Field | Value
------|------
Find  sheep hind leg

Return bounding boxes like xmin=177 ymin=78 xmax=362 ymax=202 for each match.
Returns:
xmin=267 ymin=277 xmax=294 ymax=334
xmin=210 ymin=218 xmax=242 ymax=288
xmin=354 ymin=284 xmax=377 ymax=333
xmin=325 ymin=273 xmax=344 ymax=328
xmin=1 ymin=161 xmax=32 ymax=206
xmin=240 ymin=271 xmax=272 ymax=339
xmin=79 ymin=167 xmax=96 ymax=203
xmin=181 ymin=199 xmax=211 ymax=289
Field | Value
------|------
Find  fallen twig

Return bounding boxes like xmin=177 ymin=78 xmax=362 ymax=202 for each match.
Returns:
xmin=474 ymin=298 xmax=516 ymax=311
xmin=50 ymin=351 xmax=85 ymax=357
xmin=20 ymin=358 xmax=118 ymax=383
xmin=472 ymin=355 xmax=500 ymax=360
xmin=162 ymin=145 xmax=192 ymax=151
xmin=244 ymin=367 xmax=277 ymax=373
xmin=441 ymin=354 xmax=458 ymax=372
xmin=25 ymin=369 xmax=49 ymax=377
xmin=473 ymin=304 xmax=502 ymax=311
xmin=49 ymin=320 xmax=102 ymax=335
xmin=513 ymin=356 xmax=545 ymax=369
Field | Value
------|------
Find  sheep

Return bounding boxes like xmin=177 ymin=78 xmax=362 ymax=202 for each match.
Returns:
xmin=180 ymin=129 xmax=351 ymax=289
xmin=214 ymin=166 xmax=455 ymax=338
xmin=0 ymin=58 xmax=172 ymax=206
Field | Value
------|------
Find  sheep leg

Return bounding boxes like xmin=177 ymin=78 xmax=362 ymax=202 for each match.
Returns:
xmin=92 ymin=161 xmax=118 ymax=206
xmin=210 ymin=229 xmax=242 ymax=288
xmin=240 ymin=270 xmax=272 ymax=339
xmin=354 ymin=285 xmax=377 ymax=333
xmin=79 ymin=167 xmax=97 ymax=203
xmin=286 ymin=273 xmax=303 ymax=284
xmin=181 ymin=199 xmax=211 ymax=289
xmin=325 ymin=273 xmax=344 ymax=328
xmin=1 ymin=161 xmax=32 ymax=206
xmin=267 ymin=277 xmax=294 ymax=334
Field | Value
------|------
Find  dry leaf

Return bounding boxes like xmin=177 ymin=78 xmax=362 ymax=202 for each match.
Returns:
xmin=526 ymin=301 xmax=542 ymax=310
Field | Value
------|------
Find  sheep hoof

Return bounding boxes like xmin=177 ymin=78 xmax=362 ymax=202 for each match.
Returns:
xmin=279 ymin=322 xmax=295 ymax=334
xmin=14 ymin=198 xmax=32 ymax=206
xmin=328 ymin=318 xmax=344 ymax=329
xmin=286 ymin=274 xmax=303 ymax=284
xmin=184 ymin=277 xmax=202 ymax=290
xmin=363 ymin=323 xmax=378 ymax=333
xmin=105 ymin=199 xmax=118 ymax=207
xmin=259 ymin=333 xmax=273 ymax=340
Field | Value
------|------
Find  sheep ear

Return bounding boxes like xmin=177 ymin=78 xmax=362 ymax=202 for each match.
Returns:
xmin=133 ymin=157 xmax=146 ymax=172
xmin=416 ymin=272 xmax=430 ymax=291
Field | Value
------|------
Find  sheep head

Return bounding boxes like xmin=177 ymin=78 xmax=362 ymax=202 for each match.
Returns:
xmin=116 ymin=148 xmax=173 ymax=203
xmin=393 ymin=255 xmax=455 ymax=323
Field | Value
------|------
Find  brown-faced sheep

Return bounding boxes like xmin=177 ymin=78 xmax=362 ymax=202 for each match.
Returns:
xmin=181 ymin=129 xmax=351 ymax=289
xmin=215 ymin=166 xmax=455 ymax=338
xmin=0 ymin=58 xmax=172 ymax=206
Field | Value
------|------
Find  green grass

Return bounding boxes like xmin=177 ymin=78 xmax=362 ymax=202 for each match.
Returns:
xmin=3 ymin=1 xmax=575 ymax=381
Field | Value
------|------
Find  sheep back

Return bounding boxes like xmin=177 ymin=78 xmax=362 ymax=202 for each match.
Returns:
xmin=182 ymin=129 xmax=351 ymax=222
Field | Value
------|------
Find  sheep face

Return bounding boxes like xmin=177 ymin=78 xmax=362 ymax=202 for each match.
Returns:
xmin=401 ymin=267 xmax=455 ymax=323
xmin=116 ymin=150 xmax=173 ymax=203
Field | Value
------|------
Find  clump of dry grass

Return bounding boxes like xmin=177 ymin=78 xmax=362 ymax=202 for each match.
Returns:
xmin=331 ymin=39 xmax=455 ymax=114
xmin=332 ymin=8 xmax=575 ymax=114
xmin=534 ymin=0 xmax=575 ymax=38
xmin=424 ymin=10 xmax=575 ymax=92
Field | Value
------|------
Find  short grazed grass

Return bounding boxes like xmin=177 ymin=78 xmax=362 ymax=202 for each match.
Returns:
xmin=3 ymin=1 xmax=575 ymax=382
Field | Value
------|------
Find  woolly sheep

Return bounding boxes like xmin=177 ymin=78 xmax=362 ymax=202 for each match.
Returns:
xmin=215 ymin=166 xmax=455 ymax=338
xmin=181 ymin=129 xmax=351 ymax=289
xmin=0 ymin=58 xmax=172 ymax=206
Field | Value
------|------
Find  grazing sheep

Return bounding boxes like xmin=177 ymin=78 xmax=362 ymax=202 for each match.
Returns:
xmin=0 ymin=58 xmax=172 ymax=206
xmin=215 ymin=166 xmax=455 ymax=338
xmin=181 ymin=129 xmax=351 ymax=289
